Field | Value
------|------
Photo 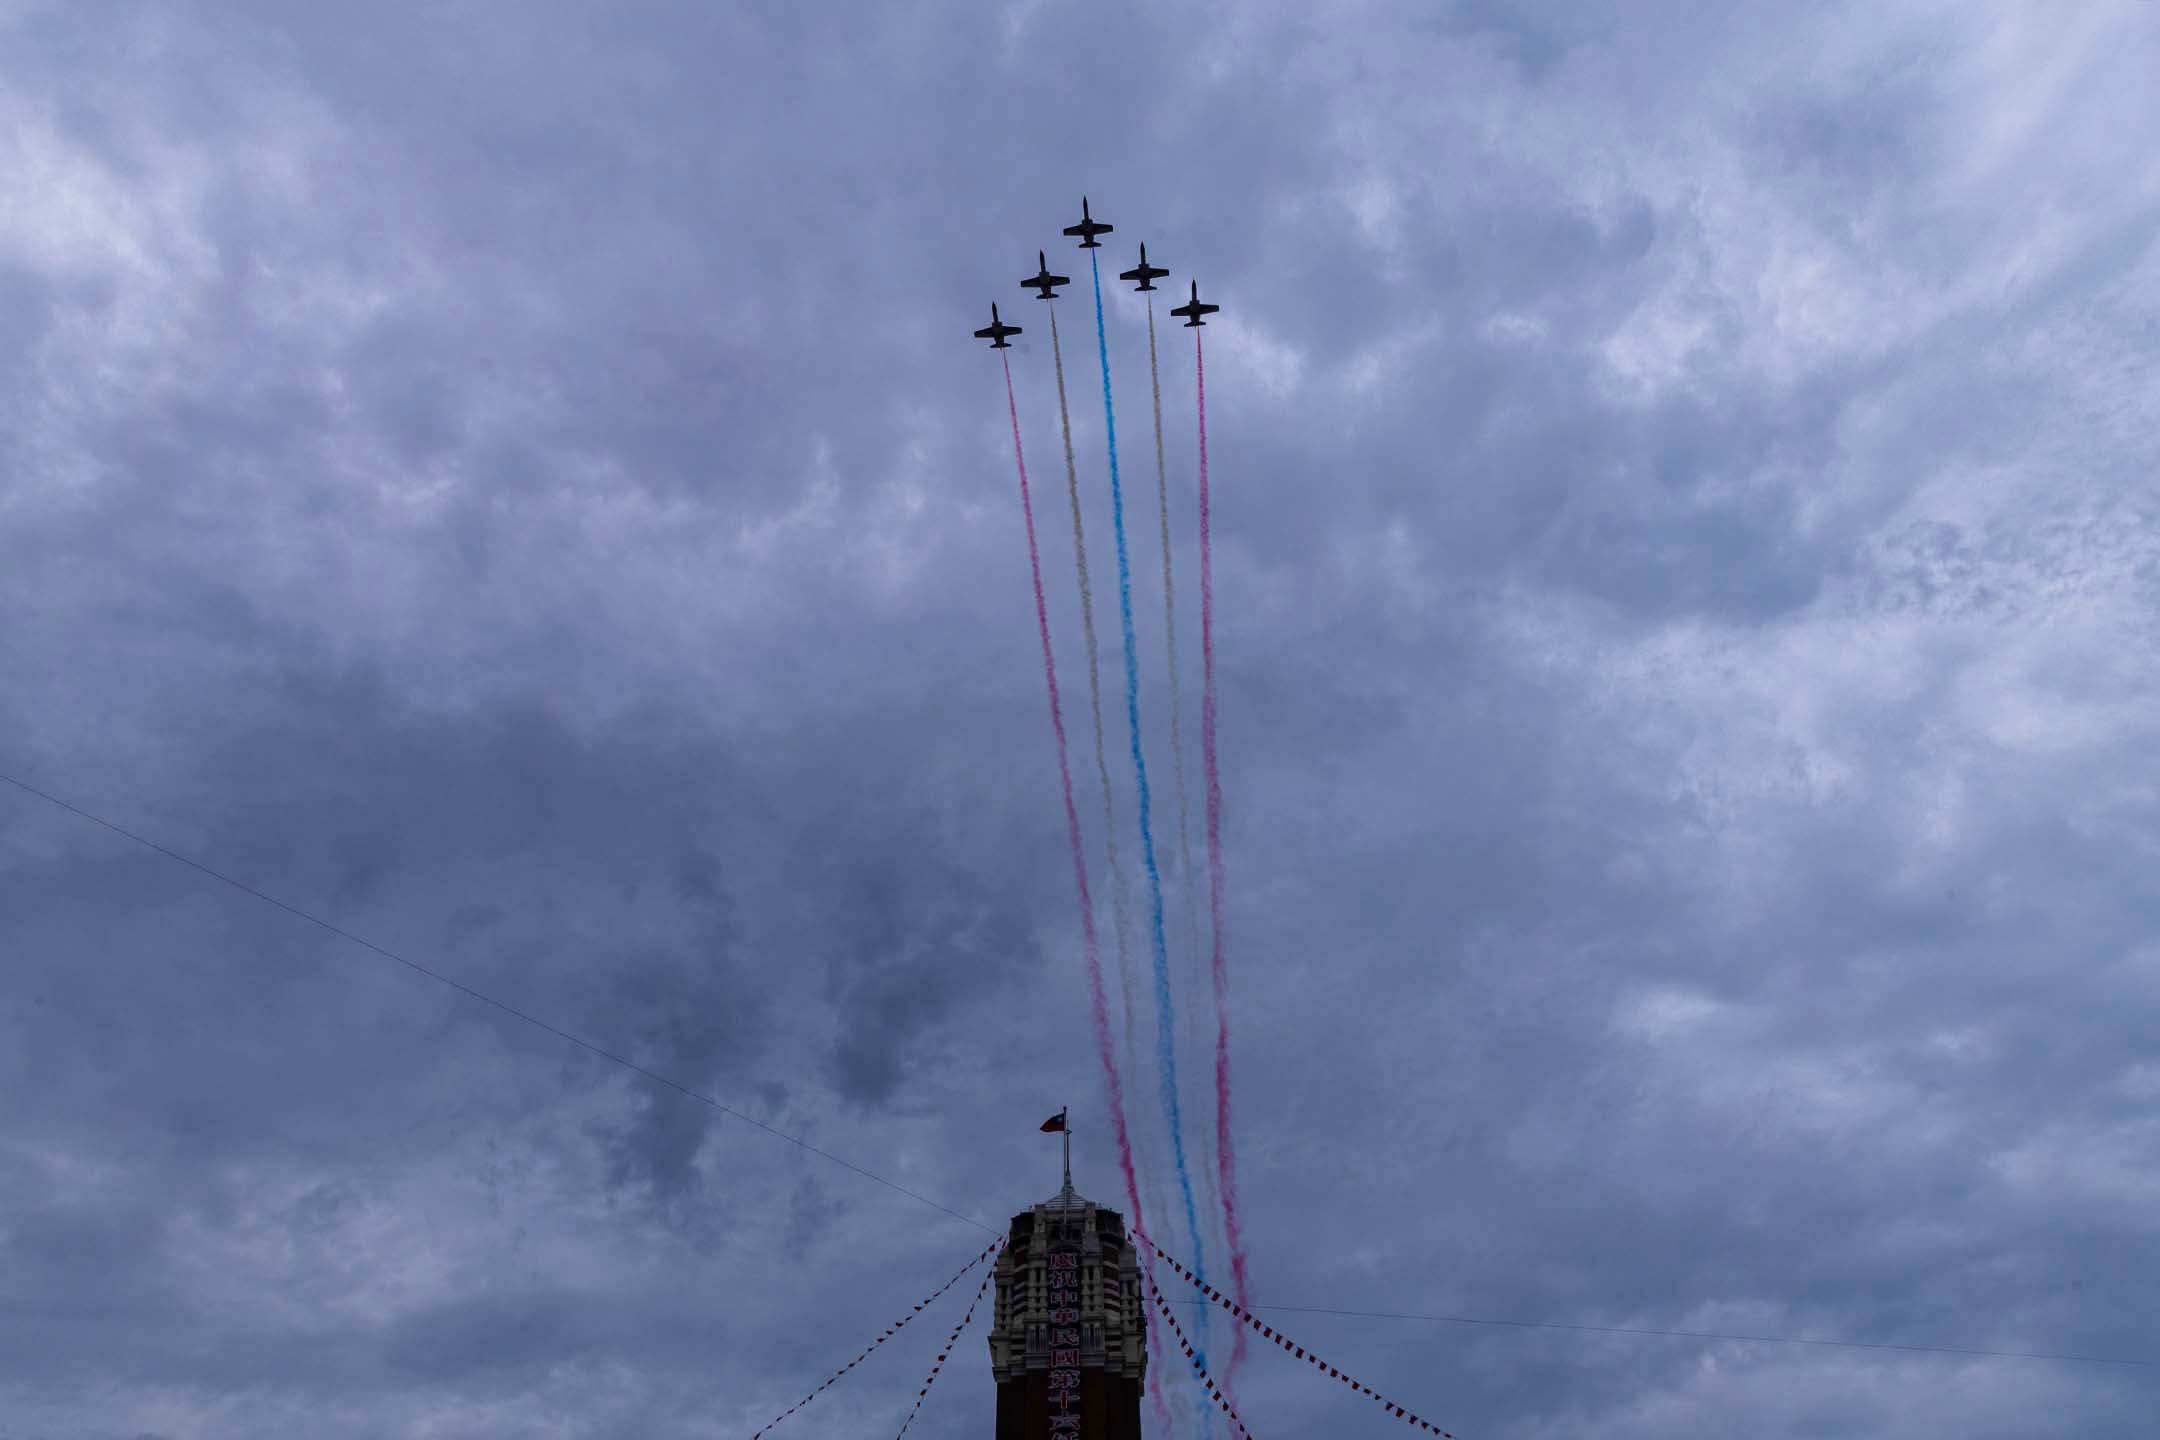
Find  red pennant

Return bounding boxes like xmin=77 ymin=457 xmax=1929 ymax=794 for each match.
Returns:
xmin=894 ymin=1264 xmax=995 ymax=1439
xmin=1143 ymin=1231 xmax=1456 ymax=1439
xmin=755 ymin=1238 xmax=1001 ymax=1440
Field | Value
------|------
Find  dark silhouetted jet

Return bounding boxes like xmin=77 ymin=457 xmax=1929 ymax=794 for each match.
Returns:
xmin=1170 ymin=280 xmax=1219 ymax=328
xmin=1063 ymin=196 xmax=1112 ymax=249
xmin=1022 ymin=250 xmax=1070 ymax=300
xmin=974 ymin=302 xmax=1022 ymax=348
xmin=1120 ymin=243 xmax=1169 ymax=292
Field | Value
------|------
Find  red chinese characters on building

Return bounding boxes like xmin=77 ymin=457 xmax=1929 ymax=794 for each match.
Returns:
xmin=1045 ymin=1249 xmax=1082 ymax=1430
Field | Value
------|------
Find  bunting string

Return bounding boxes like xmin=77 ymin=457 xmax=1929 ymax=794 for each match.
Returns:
xmin=751 ymin=1237 xmax=1004 ymax=1438
xmin=1147 ymin=1264 xmax=1257 ymax=1439
xmin=1137 ymin=1229 xmax=1457 ymax=1439
xmin=893 ymin=1258 xmax=1000 ymax=1438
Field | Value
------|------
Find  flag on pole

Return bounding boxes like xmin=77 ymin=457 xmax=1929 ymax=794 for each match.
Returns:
xmin=1043 ymin=1107 xmax=1075 ymax=1198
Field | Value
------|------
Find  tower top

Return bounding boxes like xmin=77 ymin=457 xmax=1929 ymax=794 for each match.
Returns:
xmin=990 ymin=1182 xmax=1147 ymax=1436
xmin=1043 ymin=1175 xmax=1090 ymax=1215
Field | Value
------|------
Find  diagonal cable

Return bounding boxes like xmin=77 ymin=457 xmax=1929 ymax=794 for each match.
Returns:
xmin=1148 ymin=1262 xmax=1259 ymax=1439
xmin=753 ymin=1237 xmax=1003 ymax=1439
xmin=893 ymin=1255 xmax=999 ymax=1438
xmin=1141 ymin=1229 xmax=1455 ymax=1437
xmin=0 ymin=768 xmax=993 ymax=1234
xmin=20 ymin=769 xmax=2152 ymax=1377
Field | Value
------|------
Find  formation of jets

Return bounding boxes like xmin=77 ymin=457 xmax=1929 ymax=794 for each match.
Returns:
xmin=975 ymin=198 xmax=1222 ymax=348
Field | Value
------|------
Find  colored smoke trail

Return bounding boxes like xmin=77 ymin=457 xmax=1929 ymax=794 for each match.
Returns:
xmin=1015 ymin=338 xmax=1175 ymax=1433
xmin=1049 ymin=306 xmax=1175 ymax=1440
xmin=1051 ymin=303 xmax=1167 ymax=1265
xmin=1147 ymin=292 xmax=1225 ymax=1243
xmin=1195 ymin=327 xmax=1253 ymax=1381
xmin=1089 ymin=249 xmax=1215 ymax=1395
xmin=1049 ymin=306 xmax=1149 ymax=1129
xmin=1001 ymin=349 xmax=1143 ymax=1232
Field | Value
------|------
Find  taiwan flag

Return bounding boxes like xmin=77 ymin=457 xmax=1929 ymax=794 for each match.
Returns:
xmin=1040 ymin=1111 xmax=1067 ymax=1133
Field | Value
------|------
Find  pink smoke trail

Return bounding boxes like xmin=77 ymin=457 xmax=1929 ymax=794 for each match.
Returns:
xmin=1195 ymin=328 xmax=1253 ymax=1382
xmin=1003 ymin=351 xmax=1175 ymax=1436
xmin=1003 ymin=350 xmax=1141 ymax=1221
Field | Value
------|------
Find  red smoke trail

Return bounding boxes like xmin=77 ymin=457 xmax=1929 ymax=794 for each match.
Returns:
xmin=1147 ymin=296 xmax=1217 ymax=1221
xmin=1045 ymin=313 xmax=1179 ymax=1437
xmin=1195 ymin=329 xmax=1253 ymax=1381
xmin=1005 ymin=350 xmax=1178 ymax=1440
xmin=1002 ymin=351 xmax=1175 ymax=1440
xmin=1151 ymin=294 xmax=1218 ymax=1434
xmin=1002 ymin=350 xmax=1142 ymax=1225
xmin=1048 ymin=307 xmax=1149 ymax=1206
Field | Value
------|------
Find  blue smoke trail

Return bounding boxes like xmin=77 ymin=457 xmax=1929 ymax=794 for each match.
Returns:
xmin=1090 ymin=247 xmax=1215 ymax=1389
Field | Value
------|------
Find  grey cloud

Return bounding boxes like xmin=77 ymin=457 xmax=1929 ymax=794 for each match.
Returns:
xmin=379 ymin=1287 xmax=602 ymax=1384
xmin=3 ymin=0 xmax=2158 ymax=1436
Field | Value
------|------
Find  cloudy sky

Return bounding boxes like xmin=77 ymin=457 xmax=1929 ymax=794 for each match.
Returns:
xmin=4 ymin=1 xmax=2159 ymax=1436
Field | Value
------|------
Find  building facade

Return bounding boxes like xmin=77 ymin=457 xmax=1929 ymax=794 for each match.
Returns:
xmin=987 ymin=1179 xmax=1148 ymax=1439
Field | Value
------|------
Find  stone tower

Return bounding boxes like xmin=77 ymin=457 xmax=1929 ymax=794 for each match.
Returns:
xmin=987 ymin=1177 xmax=1148 ymax=1439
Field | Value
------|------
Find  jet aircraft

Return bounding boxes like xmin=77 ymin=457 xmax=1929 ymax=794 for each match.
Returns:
xmin=1170 ymin=279 xmax=1220 ymax=328
xmin=974 ymin=302 xmax=1022 ymax=348
xmin=1063 ymin=196 xmax=1113 ymax=249
xmin=1022 ymin=250 xmax=1070 ymax=300
xmin=1119 ymin=243 xmax=1169 ymax=292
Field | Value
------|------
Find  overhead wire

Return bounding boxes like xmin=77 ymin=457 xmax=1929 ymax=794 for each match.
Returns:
xmin=1144 ymin=1229 xmax=1458 ymax=1437
xmin=1149 ymin=1265 xmax=1260 ymax=1439
xmin=8 ymin=767 xmax=2152 ymax=1378
xmin=1165 ymin=1298 xmax=2160 ymax=1369
xmin=0 ymin=768 xmax=995 ymax=1236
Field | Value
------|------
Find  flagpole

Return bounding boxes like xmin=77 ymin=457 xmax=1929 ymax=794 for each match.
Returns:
xmin=1062 ymin=1106 xmax=1072 ymax=1194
